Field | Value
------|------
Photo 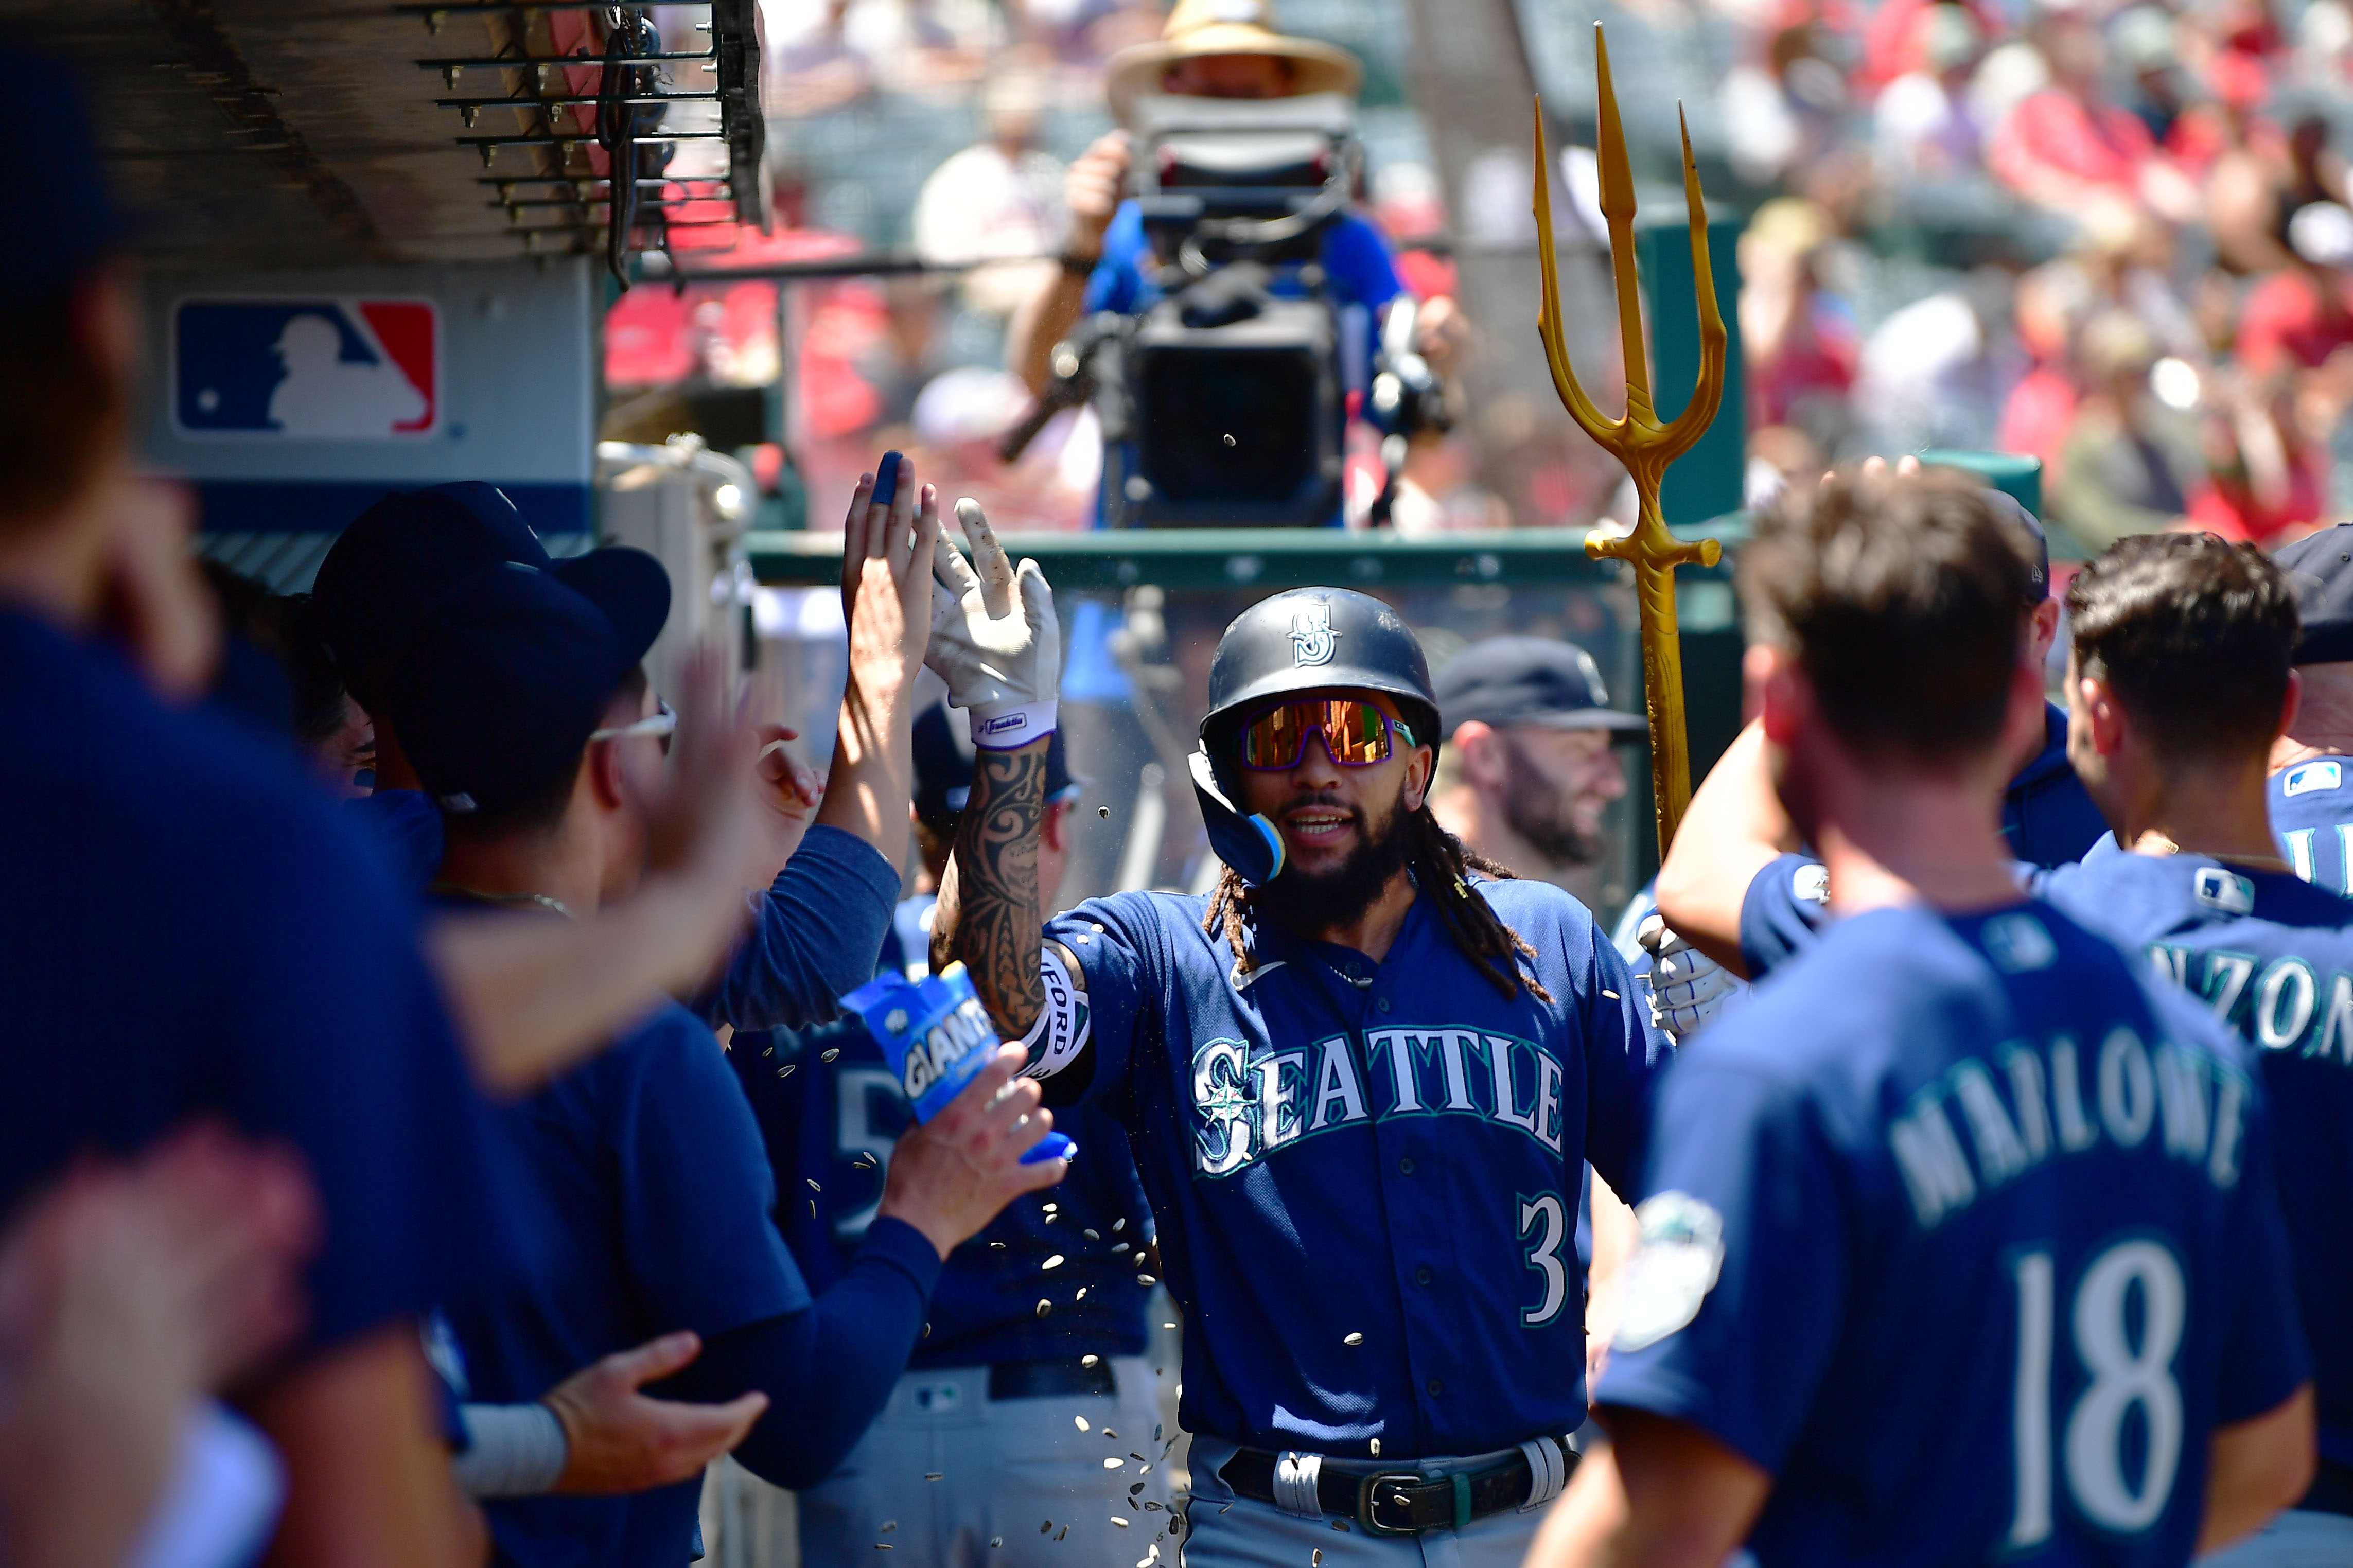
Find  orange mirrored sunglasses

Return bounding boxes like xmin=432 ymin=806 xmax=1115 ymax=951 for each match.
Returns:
xmin=1238 ymin=699 xmax=1419 ymax=770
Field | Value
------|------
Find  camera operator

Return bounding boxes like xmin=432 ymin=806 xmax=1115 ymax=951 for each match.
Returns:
xmin=1007 ymin=0 xmax=1462 ymax=514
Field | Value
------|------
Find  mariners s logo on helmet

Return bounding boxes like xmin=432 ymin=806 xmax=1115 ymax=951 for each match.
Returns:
xmin=1288 ymin=600 xmax=1339 ymax=667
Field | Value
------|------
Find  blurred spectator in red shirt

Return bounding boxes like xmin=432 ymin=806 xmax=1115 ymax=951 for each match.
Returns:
xmin=2240 ymin=200 xmax=2353 ymax=372
xmin=1998 ymin=258 xmax=2096 ymax=467
xmin=1991 ymin=11 xmax=2200 ymax=222
xmin=2188 ymin=366 xmax=2329 ymax=543
xmin=1740 ymin=199 xmax=1858 ymax=445
xmin=1873 ymin=4 xmax=1989 ymax=180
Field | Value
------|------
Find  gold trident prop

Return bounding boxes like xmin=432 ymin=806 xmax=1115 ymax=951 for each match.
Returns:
xmin=1534 ymin=24 xmax=1726 ymax=857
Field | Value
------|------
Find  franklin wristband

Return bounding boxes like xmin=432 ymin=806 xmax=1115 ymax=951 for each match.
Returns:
xmin=453 ymin=1402 xmax=570 ymax=1498
xmin=969 ymin=700 xmax=1056 ymax=750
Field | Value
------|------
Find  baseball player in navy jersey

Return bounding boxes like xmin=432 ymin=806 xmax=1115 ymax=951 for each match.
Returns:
xmin=1531 ymin=469 xmax=2315 ymax=1568
xmin=929 ymin=580 xmax=1664 ymax=1566
xmin=1649 ymin=480 xmax=2104 ymax=988
xmin=725 ymin=706 xmax=1173 ymax=1568
xmin=2023 ymin=533 xmax=2353 ymax=1564
xmin=2268 ymin=524 xmax=2353 ymax=895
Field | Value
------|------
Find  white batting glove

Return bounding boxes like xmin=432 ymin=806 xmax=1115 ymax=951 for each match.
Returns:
xmin=1638 ymin=912 xmax=1740 ymax=1043
xmin=927 ymin=498 xmax=1061 ymax=749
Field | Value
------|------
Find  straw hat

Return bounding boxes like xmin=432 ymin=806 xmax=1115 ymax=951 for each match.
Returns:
xmin=1104 ymin=0 xmax=1362 ymax=122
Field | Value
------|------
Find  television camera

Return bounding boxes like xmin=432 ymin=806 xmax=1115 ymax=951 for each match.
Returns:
xmin=999 ymin=92 xmax=1449 ymax=527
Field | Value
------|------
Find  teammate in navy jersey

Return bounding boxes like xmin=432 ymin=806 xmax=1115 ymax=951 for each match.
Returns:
xmin=1531 ymin=471 xmax=2314 ymax=1568
xmin=2028 ymin=533 xmax=2353 ymax=1563
xmin=389 ymin=479 xmax=1067 ymax=1568
xmin=934 ymin=584 xmax=1661 ymax=1566
xmin=2268 ymin=524 xmax=2353 ymax=895
xmin=0 ymin=60 xmax=518 ymax=1561
xmin=1653 ymin=477 xmax=2106 ymax=986
xmin=729 ymin=709 xmax=1168 ymax=1568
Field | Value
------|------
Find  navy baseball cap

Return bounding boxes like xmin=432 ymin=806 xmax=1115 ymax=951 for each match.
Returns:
xmin=2274 ymin=522 xmax=2353 ymax=664
xmin=1433 ymin=637 xmax=1647 ymax=740
xmin=384 ymin=559 xmax=663 ymax=818
xmin=312 ymin=482 xmax=669 ymax=707
xmin=911 ymin=702 xmax=1080 ymax=831
xmin=1981 ymin=487 xmax=2051 ymax=605
xmin=7 ymin=54 xmax=120 ymax=296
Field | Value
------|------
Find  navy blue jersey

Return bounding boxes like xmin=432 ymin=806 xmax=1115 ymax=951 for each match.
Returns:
xmin=1599 ymin=901 xmax=2309 ymax=1567
xmin=2006 ymin=702 xmax=2112 ymax=869
xmin=728 ymin=897 xmax=1153 ymax=1370
xmin=443 ymin=997 xmax=809 ymax=1568
xmin=1031 ymin=877 xmax=1665 ymax=1458
xmin=2040 ymin=851 xmax=2353 ymax=1468
xmin=2272 ymin=758 xmax=2353 ymax=895
xmin=1737 ymin=851 xmax=1834 ymax=979
xmin=348 ymin=787 xmax=445 ymax=891
xmin=693 ymin=824 xmax=902 ymax=1035
xmin=0 ymin=609 xmax=512 ymax=1353
xmin=1736 ymin=707 xmax=2104 ymax=981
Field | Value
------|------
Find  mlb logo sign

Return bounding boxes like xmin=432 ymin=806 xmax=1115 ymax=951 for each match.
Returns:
xmin=173 ymin=298 xmax=438 ymax=438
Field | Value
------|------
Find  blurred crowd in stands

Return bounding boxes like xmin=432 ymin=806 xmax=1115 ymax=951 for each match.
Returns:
xmin=603 ymin=0 xmax=2353 ymax=549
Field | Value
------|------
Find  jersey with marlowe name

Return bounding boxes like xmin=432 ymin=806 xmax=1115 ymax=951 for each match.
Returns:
xmin=2039 ymin=851 xmax=2353 ymax=1469
xmin=2272 ymin=759 xmax=2353 ymax=896
xmin=1031 ymin=876 xmax=1664 ymax=1459
xmin=1597 ymin=901 xmax=2309 ymax=1567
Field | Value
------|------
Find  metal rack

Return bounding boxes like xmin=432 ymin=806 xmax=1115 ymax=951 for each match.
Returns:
xmin=410 ymin=0 xmax=764 ymax=278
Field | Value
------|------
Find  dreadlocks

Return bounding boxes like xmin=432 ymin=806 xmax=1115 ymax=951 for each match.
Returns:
xmin=1202 ymin=804 xmax=1554 ymax=1002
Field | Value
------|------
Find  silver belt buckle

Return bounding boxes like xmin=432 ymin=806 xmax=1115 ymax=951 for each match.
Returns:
xmin=1356 ymin=1471 xmax=1427 ymax=1537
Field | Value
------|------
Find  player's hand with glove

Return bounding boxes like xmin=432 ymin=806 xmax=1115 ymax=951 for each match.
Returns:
xmin=927 ymin=498 xmax=1060 ymax=751
xmin=880 ymin=1045 xmax=1067 ymax=1260
xmin=1639 ymin=911 xmax=1741 ymax=1043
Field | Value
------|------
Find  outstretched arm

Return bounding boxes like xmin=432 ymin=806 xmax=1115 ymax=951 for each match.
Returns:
xmin=1653 ymin=720 xmax=1799 ymax=978
xmin=935 ymin=741 xmax=1050 ymax=1037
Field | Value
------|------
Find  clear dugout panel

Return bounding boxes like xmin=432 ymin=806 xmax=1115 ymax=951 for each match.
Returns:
xmin=746 ymin=528 xmax=1743 ymax=937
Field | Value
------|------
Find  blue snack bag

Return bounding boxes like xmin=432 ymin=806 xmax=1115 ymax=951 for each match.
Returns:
xmin=841 ymin=961 xmax=1076 ymax=1166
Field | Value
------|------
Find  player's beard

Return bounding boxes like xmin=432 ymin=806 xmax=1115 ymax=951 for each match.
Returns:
xmin=1252 ymin=792 xmax=1415 ymax=934
xmin=1498 ymin=736 xmax=1604 ymax=867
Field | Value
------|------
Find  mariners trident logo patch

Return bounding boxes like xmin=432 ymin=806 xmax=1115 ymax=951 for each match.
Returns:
xmin=1289 ymin=601 xmax=1339 ymax=667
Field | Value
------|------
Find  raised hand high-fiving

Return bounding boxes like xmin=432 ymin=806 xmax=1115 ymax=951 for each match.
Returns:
xmin=926 ymin=497 xmax=1059 ymax=749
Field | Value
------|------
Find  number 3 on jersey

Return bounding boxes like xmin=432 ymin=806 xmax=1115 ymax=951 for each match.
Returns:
xmin=2009 ymin=1239 xmax=2187 ymax=1546
xmin=1519 ymin=1192 xmax=1569 ymax=1326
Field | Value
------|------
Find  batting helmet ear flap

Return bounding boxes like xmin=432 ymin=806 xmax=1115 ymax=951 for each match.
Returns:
xmin=1190 ymin=744 xmax=1285 ymax=887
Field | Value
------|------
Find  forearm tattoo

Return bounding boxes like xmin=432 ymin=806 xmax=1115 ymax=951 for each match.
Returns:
xmin=946 ymin=744 xmax=1046 ymax=1035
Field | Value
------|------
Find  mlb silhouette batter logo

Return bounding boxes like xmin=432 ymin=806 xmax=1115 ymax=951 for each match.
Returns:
xmin=173 ymin=299 xmax=438 ymax=438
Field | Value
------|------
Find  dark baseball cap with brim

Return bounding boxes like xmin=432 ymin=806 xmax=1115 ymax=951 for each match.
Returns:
xmin=1434 ymin=636 xmax=1648 ymax=741
xmin=313 ymin=482 xmax=669 ymax=705
xmin=2274 ymin=522 xmax=2353 ymax=665
xmin=912 ymin=701 xmax=1081 ymax=831
xmin=384 ymin=559 xmax=667 ymax=818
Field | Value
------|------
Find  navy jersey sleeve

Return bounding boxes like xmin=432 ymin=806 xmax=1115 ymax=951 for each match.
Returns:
xmin=1740 ymin=853 xmax=1831 ymax=981
xmin=696 ymin=826 xmax=902 ymax=1032
xmin=2207 ymin=1058 xmax=2315 ymax=1426
xmin=613 ymin=1008 xmax=812 ymax=1335
xmin=1038 ymin=894 xmax=1163 ymax=1111
xmin=1595 ymin=1057 xmax=1848 ymax=1473
xmin=1576 ymin=919 xmax=1667 ymax=1197
xmin=1082 ymin=203 xmax=1148 ymax=315
xmin=223 ymin=809 xmax=516 ymax=1351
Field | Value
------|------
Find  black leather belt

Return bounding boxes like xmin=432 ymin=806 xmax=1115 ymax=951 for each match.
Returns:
xmin=986 ymin=1356 xmax=1118 ymax=1401
xmin=1220 ymin=1439 xmax=1576 ymax=1536
xmin=2300 ymin=1457 xmax=2353 ymax=1518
